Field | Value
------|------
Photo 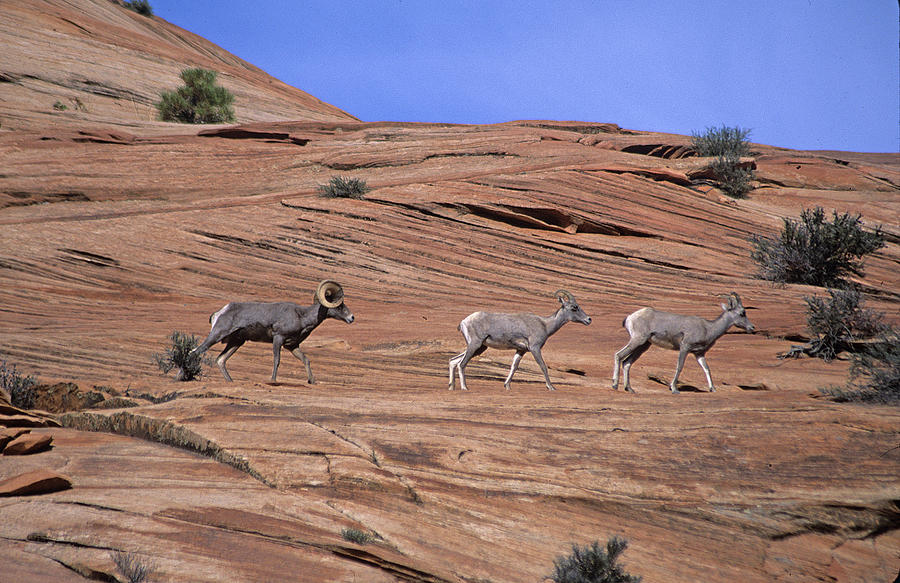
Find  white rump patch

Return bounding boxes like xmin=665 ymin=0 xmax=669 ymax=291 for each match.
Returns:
xmin=210 ymin=303 xmax=231 ymax=330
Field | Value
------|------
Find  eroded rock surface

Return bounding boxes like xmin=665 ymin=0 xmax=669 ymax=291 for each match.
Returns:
xmin=0 ymin=1 xmax=897 ymax=581
xmin=0 ymin=469 xmax=71 ymax=496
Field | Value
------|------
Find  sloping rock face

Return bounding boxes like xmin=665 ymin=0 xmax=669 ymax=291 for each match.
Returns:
xmin=1 ymin=1 xmax=899 ymax=582
xmin=0 ymin=0 xmax=357 ymax=133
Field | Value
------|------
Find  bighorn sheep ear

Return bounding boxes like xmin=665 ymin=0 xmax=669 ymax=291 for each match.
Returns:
xmin=717 ymin=292 xmax=737 ymax=311
xmin=555 ymin=289 xmax=575 ymax=305
xmin=315 ymin=280 xmax=344 ymax=308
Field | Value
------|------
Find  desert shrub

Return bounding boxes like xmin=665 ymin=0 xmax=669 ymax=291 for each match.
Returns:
xmin=824 ymin=326 xmax=900 ymax=404
xmin=112 ymin=550 xmax=155 ymax=583
xmin=692 ymin=125 xmax=754 ymax=198
xmin=124 ymin=0 xmax=153 ymax=16
xmin=691 ymin=125 xmax=751 ymax=157
xmin=550 ymin=536 xmax=641 ymax=583
xmin=156 ymin=68 xmax=235 ymax=124
xmin=750 ymin=207 xmax=884 ymax=287
xmin=317 ymin=175 xmax=370 ymax=199
xmin=849 ymin=326 xmax=900 ymax=402
xmin=341 ymin=528 xmax=374 ymax=544
xmin=153 ymin=331 xmax=206 ymax=381
xmin=708 ymin=153 xmax=754 ymax=198
xmin=787 ymin=288 xmax=885 ymax=361
xmin=1 ymin=359 xmax=37 ymax=409
xmin=53 ymin=101 xmax=68 ymax=111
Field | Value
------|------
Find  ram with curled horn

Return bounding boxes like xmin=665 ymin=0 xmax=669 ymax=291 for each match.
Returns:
xmin=612 ymin=291 xmax=755 ymax=394
xmin=191 ymin=280 xmax=354 ymax=383
xmin=449 ymin=289 xmax=592 ymax=391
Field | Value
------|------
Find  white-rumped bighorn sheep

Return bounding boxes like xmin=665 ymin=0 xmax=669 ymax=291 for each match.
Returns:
xmin=612 ymin=292 xmax=755 ymax=394
xmin=192 ymin=280 xmax=354 ymax=383
xmin=449 ymin=290 xmax=592 ymax=391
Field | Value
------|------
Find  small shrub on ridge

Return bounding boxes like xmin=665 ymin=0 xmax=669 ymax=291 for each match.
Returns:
xmin=317 ymin=175 xmax=370 ymax=199
xmin=708 ymin=153 xmax=754 ymax=198
xmin=750 ymin=207 xmax=884 ymax=287
xmin=691 ymin=124 xmax=751 ymax=157
xmin=847 ymin=326 xmax=900 ymax=402
xmin=550 ymin=536 xmax=641 ymax=583
xmin=112 ymin=550 xmax=155 ymax=583
xmin=153 ymin=331 xmax=206 ymax=381
xmin=156 ymin=68 xmax=235 ymax=124
xmin=691 ymin=125 xmax=754 ymax=198
xmin=823 ymin=325 xmax=900 ymax=404
xmin=1 ymin=359 xmax=37 ymax=409
xmin=341 ymin=527 xmax=374 ymax=544
xmin=124 ymin=0 xmax=153 ymax=16
xmin=797 ymin=288 xmax=884 ymax=361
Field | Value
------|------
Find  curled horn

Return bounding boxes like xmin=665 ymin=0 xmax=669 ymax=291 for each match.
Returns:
xmin=717 ymin=292 xmax=742 ymax=309
xmin=554 ymin=289 xmax=575 ymax=305
xmin=315 ymin=280 xmax=344 ymax=308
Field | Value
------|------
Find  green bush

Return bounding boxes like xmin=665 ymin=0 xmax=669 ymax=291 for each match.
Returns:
xmin=153 ymin=331 xmax=206 ymax=381
xmin=341 ymin=528 xmax=374 ymax=544
xmin=691 ymin=125 xmax=751 ymax=157
xmin=156 ymin=68 xmax=235 ymax=124
xmin=844 ymin=326 xmax=900 ymax=403
xmin=317 ymin=175 xmax=370 ymax=199
xmin=750 ymin=207 xmax=884 ymax=287
xmin=124 ymin=0 xmax=153 ymax=16
xmin=708 ymin=153 xmax=754 ymax=198
xmin=550 ymin=537 xmax=641 ymax=583
xmin=792 ymin=288 xmax=884 ymax=361
xmin=692 ymin=126 xmax=754 ymax=198
xmin=1 ymin=359 xmax=37 ymax=409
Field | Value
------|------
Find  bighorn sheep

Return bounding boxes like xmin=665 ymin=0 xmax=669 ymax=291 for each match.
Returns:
xmin=449 ymin=290 xmax=592 ymax=391
xmin=192 ymin=281 xmax=354 ymax=383
xmin=612 ymin=292 xmax=754 ymax=393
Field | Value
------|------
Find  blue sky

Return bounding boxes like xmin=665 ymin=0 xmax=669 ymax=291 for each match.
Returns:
xmin=150 ymin=1 xmax=898 ymax=153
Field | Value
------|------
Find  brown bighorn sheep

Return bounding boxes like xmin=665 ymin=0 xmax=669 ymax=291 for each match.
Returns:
xmin=192 ymin=281 xmax=354 ymax=382
xmin=612 ymin=292 xmax=754 ymax=393
xmin=449 ymin=290 xmax=592 ymax=391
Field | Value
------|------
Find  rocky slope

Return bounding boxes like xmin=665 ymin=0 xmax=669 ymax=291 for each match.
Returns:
xmin=0 ymin=0 xmax=356 ymax=132
xmin=1 ymin=1 xmax=898 ymax=582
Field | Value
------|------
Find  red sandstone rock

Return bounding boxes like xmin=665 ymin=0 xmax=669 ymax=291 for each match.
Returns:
xmin=0 ymin=469 xmax=71 ymax=496
xmin=0 ymin=0 xmax=896 ymax=581
xmin=3 ymin=433 xmax=53 ymax=455
xmin=0 ymin=428 xmax=30 ymax=452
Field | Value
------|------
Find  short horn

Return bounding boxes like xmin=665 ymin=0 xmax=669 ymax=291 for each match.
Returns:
xmin=554 ymin=289 xmax=575 ymax=304
xmin=729 ymin=291 xmax=743 ymax=307
xmin=315 ymin=280 xmax=344 ymax=308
